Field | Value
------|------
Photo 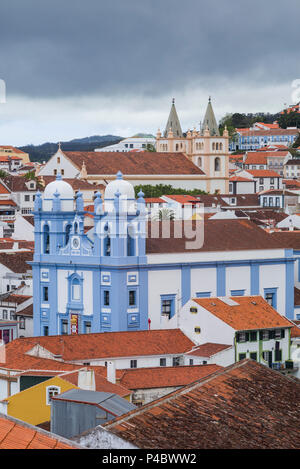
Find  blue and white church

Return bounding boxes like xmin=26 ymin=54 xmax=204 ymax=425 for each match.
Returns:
xmin=32 ymin=173 xmax=295 ymax=337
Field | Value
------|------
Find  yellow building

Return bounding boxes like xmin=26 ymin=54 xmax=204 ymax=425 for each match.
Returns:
xmin=0 ymin=367 xmax=132 ymax=426
xmin=0 ymin=145 xmax=30 ymax=165
xmin=1 ymin=375 xmax=77 ymax=426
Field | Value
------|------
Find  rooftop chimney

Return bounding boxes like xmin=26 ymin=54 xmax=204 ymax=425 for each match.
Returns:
xmin=106 ymin=361 xmax=116 ymax=384
xmin=78 ymin=369 xmax=96 ymax=391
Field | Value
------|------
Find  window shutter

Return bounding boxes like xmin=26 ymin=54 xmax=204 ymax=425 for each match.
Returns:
xmin=269 ymin=330 xmax=275 ymax=339
xmin=281 ymin=329 xmax=285 ymax=338
xmin=259 ymin=331 xmax=263 ymax=340
xmin=245 ymin=332 xmax=250 ymax=342
xmin=236 ymin=333 xmax=240 ymax=343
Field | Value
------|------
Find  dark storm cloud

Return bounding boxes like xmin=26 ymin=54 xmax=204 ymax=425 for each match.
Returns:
xmin=0 ymin=0 xmax=300 ymax=98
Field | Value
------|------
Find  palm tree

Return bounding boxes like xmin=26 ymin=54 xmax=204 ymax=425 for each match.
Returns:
xmin=153 ymin=208 xmax=175 ymax=221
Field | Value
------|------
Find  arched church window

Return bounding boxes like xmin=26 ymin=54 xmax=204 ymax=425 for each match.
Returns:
xmin=74 ymin=222 xmax=78 ymax=234
xmin=43 ymin=224 xmax=50 ymax=254
xmin=197 ymin=157 xmax=202 ymax=167
xmin=216 ymin=143 xmax=219 ymax=150
xmin=127 ymin=225 xmax=135 ymax=256
xmin=175 ymin=144 xmax=179 ymax=151
xmin=215 ymin=157 xmax=221 ymax=172
xmin=212 ymin=143 xmax=215 ymax=150
xmin=65 ymin=224 xmax=71 ymax=246
xmin=219 ymin=143 xmax=223 ymax=151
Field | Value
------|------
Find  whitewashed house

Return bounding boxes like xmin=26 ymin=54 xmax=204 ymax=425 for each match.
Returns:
xmin=164 ymin=295 xmax=294 ymax=372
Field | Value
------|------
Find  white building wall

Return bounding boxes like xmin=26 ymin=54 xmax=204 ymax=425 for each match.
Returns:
xmin=259 ymin=264 xmax=286 ymax=314
xmin=184 ymin=347 xmax=234 ymax=367
xmin=225 ymin=266 xmax=251 ymax=296
xmin=148 ymin=269 xmax=181 ymax=330
xmin=190 ymin=267 xmax=217 ymax=297
xmin=38 ymin=150 xmax=79 ymax=178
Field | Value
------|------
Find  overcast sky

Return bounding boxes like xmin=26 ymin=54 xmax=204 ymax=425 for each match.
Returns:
xmin=0 ymin=0 xmax=300 ymax=146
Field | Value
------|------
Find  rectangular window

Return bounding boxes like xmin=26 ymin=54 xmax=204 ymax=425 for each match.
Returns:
xmin=196 ymin=292 xmax=211 ymax=298
xmin=275 ymin=329 xmax=284 ymax=339
xmin=129 ymin=290 xmax=136 ymax=307
xmin=262 ymin=330 xmax=269 ymax=341
xmin=264 ymin=289 xmax=277 ymax=309
xmin=172 ymin=356 xmax=181 ymax=367
xmin=24 ymin=194 xmax=30 ymax=202
xmin=250 ymin=331 xmax=257 ymax=342
xmin=238 ymin=353 xmax=247 ymax=361
xmin=43 ymin=286 xmax=49 ymax=302
xmin=43 ymin=326 xmax=49 ymax=336
xmin=104 ymin=290 xmax=110 ymax=306
xmin=189 ymin=359 xmax=194 ymax=365
xmin=19 ymin=317 xmax=25 ymax=329
xmin=237 ymin=332 xmax=246 ymax=343
xmin=160 ymin=358 xmax=166 ymax=367
xmin=130 ymin=359 xmax=137 ymax=368
xmin=61 ymin=320 xmax=68 ymax=335
xmin=85 ymin=322 xmax=91 ymax=334
xmin=250 ymin=352 xmax=257 ymax=361
xmin=231 ymin=289 xmax=245 ymax=296
xmin=274 ymin=349 xmax=282 ymax=362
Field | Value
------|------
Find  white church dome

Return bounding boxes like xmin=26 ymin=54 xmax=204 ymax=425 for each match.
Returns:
xmin=104 ymin=172 xmax=135 ymax=200
xmin=104 ymin=172 xmax=136 ymax=212
xmin=43 ymin=175 xmax=74 ymax=211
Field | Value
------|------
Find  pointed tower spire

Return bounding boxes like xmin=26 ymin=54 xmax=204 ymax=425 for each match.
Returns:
xmin=163 ymin=98 xmax=183 ymax=138
xmin=201 ymin=97 xmax=219 ymax=136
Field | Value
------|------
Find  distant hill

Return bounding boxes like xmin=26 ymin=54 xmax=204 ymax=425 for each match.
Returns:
xmin=19 ymin=135 xmax=123 ymax=162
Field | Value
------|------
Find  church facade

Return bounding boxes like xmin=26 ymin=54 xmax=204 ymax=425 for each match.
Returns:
xmin=31 ymin=173 xmax=295 ymax=337
xmin=156 ymin=98 xmax=230 ymax=194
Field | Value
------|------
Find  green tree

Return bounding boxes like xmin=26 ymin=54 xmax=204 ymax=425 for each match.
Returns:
xmin=134 ymin=184 xmax=207 ymax=198
xmin=0 ymin=170 xmax=8 ymax=178
xmin=152 ymin=208 xmax=175 ymax=220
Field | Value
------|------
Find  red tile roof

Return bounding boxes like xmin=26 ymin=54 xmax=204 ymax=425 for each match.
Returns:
xmin=230 ymin=176 xmax=253 ymax=182
xmin=116 ymin=364 xmax=221 ymax=390
xmin=246 ymin=169 xmax=281 ymax=178
xmin=0 ymin=414 xmax=82 ymax=449
xmin=0 ymin=252 xmax=33 ymax=273
xmin=145 ymin=198 xmax=166 ymax=204
xmin=63 ymin=151 xmax=205 ymax=175
xmin=103 ymin=360 xmax=300 ymax=449
xmin=146 ymin=219 xmax=283 ymax=254
xmin=185 ymin=343 xmax=232 ymax=357
xmin=193 ymin=296 xmax=292 ymax=331
xmin=2 ymin=329 xmax=194 ymax=363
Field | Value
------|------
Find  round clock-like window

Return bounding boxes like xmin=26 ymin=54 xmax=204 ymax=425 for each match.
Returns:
xmin=72 ymin=237 xmax=80 ymax=249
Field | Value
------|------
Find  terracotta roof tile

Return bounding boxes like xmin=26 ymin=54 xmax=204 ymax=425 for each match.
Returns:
xmin=1 ymin=329 xmax=194 ymax=363
xmin=0 ymin=252 xmax=33 ymax=273
xmin=146 ymin=219 xmax=282 ymax=254
xmin=0 ymin=414 xmax=82 ymax=449
xmin=103 ymin=360 xmax=300 ymax=449
xmin=63 ymin=151 xmax=205 ymax=175
xmin=185 ymin=343 xmax=232 ymax=357
xmin=193 ymin=296 xmax=292 ymax=330
xmin=117 ymin=364 xmax=221 ymax=389
xmin=246 ymin=169 xmax=281 ymax=178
